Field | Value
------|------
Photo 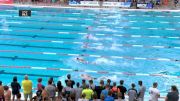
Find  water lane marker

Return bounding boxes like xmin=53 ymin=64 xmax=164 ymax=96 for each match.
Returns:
xmin=0 ymin=38 xmax=179 ymax=50
xmin=1 ymin=65 xmax=179 ymax=79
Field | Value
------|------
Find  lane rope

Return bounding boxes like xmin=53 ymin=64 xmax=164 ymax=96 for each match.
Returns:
xmin=0 ymin=65 xmax=179 ymax=79
xmin=0 ymin=49 xmax=179 ymax=63
xmin=0 ymin=38 xmax=180 ymax=50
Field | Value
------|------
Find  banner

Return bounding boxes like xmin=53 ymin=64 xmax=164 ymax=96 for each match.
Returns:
xmin=137 ymin=3 xmax=147 ymax=8
xmin=80 ymin=1 xmax=99 ymax=6
xmin=0 ymin=0 xmax=13 ymax=4
xmin=102 ymin=2 xmax=131 ymax=7
xmin=68 ymin=1 xmax=131 ymax=7
xmin=103 ymin=2 xmax=120 ymax=7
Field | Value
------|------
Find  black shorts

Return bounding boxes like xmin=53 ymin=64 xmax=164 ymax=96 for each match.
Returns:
xmin=12 ymin=91 xmax=20 ymax=95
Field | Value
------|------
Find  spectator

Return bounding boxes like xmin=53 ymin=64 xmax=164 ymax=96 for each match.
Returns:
xmin=4 ymin=86 xmax=11 ymax=101
xmin=117 ymin=80 xmax=127 ymax=100
xmin=115 ymin=92 xmax=123 ymax=101
xmin=17 ymin=93 xmax=21 ymax=101
xmin=107 ymin=79 xmax=112 ymax=88
xmin=33 ymin=78 xmax=43 ymax=101
xmin=89 ymin=80 xmax=95 ymax=90
xmin=62 ymin=80 xmax=75 ymax=98
xmin=101 ymin=84 xmax=110 ymax=98
xmin=78 ymin=93 xmax=88 ymax=101
xmin=11 ymin=76 xmax=21 ymax=101
xmin=111 ymin=82 xmax=120 ymax=99
xmin=82 ymin=85 xmax=94 ymax=100
xmin=100 ymin=94 xmax=105 ymax=101
xmin=61 ymin=92 xmax=67 ymax=101
xmin=37 ymin=78 xmax=43 ymax=91
xmin=149 ymin=82 xmax=160 ymax=101
xmin=165 ymin=85 xmax=179 ymax=101
xmin=95 ymin=80 xmax=105 ymax=99
xmin=57 ymin=81 xmax=63 ymax=97
xmin=74 ymin=82 xmax=82 ymax=101
xmin=65 ymin=74 xmax=75 ymax=88
xmin=0 ymin=81 xmax=4 ymax=101
xmin=42 ymin=85 xmax=49 ymax=101
xmin=128 ymin=83 xmax=137 ymax=101
xmin=45 ymin=80 xmax=56 ymax=101
xmin=137 ymin=81 xmax=146 ymax=101
xmin=92 ymin=93 xmax=99 ymax=101
xmin=49 ymin=77 xmax=56 ymax=87
xmin=81 ymin=79 xmax=87 ymax=89
xmin=36 ymin=85 xmax=44 ymax=101
xmin=174 ymin=0 xmax=178 ymax=7
xmin=68 ymin=93 xmax=76 ymax=101
xmin=104 ymin=91 xmax=114 ymax=101
xmin=22 ymin=75 xmax=33 ymax=101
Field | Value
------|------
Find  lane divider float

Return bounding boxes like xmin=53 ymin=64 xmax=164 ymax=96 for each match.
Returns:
xmin=0 ymin=38 xmax=180 ymax=50
xmin=0 ymin=50 xmax=179 ymax=63
xmin=0 ymin=65 xmax=179 ymax=79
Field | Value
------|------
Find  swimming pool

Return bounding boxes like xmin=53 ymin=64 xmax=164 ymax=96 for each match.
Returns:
xmin=0 ymin=5 xmax=180 ymax=95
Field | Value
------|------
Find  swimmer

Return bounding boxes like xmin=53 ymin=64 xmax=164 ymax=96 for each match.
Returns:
xmin=84 ymin=34 xmax=99 ymax=41
xmin=86 ymin=26 xmax=92 ymax=30
xmin=32 ymin=35 xmax=38 ymax=38
xmin=175 ymin=59 xmax=179 ymax=62
xmin=12 ymin=56 xmax=18 ymax=60
xmin=76 ymin=57 xmax=88 ymax=64
xmin=86 ymin=34 xmax=90 ymax=39
xmin=82 ymin=42 xmax=89 ymax=48
xmin=85 ymin=34 xmax=93 ymax=40
xmin=81 ymin=74 xmax=93 ymax=80
xmin=76 ymin=57 xmax=98 ymax=65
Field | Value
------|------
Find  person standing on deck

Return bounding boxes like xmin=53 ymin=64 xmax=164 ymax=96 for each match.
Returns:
xmin=22 ymin=75 xmax=33 ymax=101
xmin=149 ymin=82 xmax=160 ymax=101
xmin=137 ymin=81 xmax=146 ymax=101
xmin=11 ymin=76 xmax=21 ymax=101
xmin=165 ymin=85 xmax=179 ymax=101
xmin=0 ymin=81 xmax=4 ymax=101
xmin=117 ymin=80 xmax=127 ymax=100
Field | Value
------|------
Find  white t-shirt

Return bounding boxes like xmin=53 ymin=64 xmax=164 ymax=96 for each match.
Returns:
xmin=149 ymin=87 xmax=160 ymax=101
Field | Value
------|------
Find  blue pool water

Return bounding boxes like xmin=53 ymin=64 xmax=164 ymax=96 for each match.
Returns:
xmin=0 ymin=6 xmax=180 ymax=94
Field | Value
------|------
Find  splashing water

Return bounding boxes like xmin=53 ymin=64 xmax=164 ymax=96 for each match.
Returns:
xmin=97 ymin=75 xmax=118 ymax=81
xmin=83 ymin=34 xmax=99 ymax=41
xmin=0 ymin=18 xmax=9 ymax=31
xmin=110 ymin=41 xmax=124 ymax=52
xmin=92 ymin=57 xmax=117 ymax=66
xmin=94 ymin=27 xmax=118 ymax=32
